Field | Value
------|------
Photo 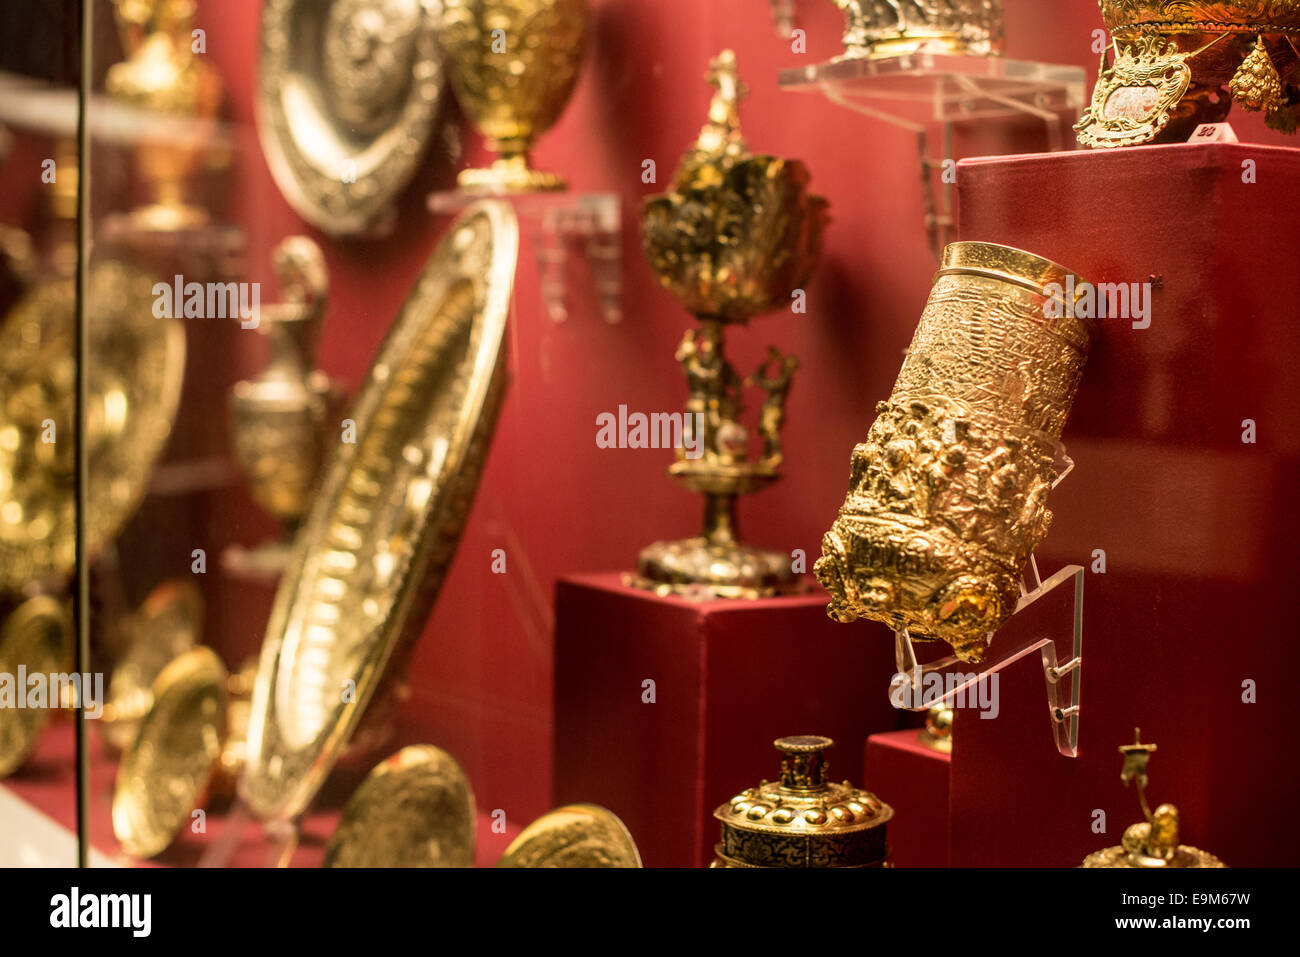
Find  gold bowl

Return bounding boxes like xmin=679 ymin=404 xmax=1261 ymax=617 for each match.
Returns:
xmin=829 ymin=1 xmax=1005 ymax=59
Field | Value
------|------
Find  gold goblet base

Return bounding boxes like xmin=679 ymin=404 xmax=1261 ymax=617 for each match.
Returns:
xmin=456 ymin=154 xmax=566 ymax=193
xmin=126 ymin=201 xmax=211 ymax=233
xmin=631 ymin=536 xmax=799 ymax=600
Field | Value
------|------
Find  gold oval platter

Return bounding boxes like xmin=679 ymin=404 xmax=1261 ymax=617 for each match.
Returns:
xmin=0 ymin=595 xmax=73 ymax=778
xmin=0 ymin=262 xmax=186 ymax=592
xmin=112 ymin=646 xmax=228 ymax=859
xmin=497 ymin=803 xmax=643 ymax=868
xmin=240 ymin=200 xmax=518 ymax=821
xmin=323 ymin=744 xmax=476 ymax=867
xmin=257 ymin=0 xmax=446 ymax=235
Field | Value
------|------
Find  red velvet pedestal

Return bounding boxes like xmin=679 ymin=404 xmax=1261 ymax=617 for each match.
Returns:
xmin=864 ymin=730 xmax=951 ymax=868
xmin=553 ymin=573 xmax=900 ymax=868
xmin=947 ymin=142 xmax=1300 ymax=866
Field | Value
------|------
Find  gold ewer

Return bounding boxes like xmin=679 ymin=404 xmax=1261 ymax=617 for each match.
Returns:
xmin=816 ymin=243 xmax=1094 ymax=663
xmin=229 ymin=237 xmax=343 ymax=574
xmin=439 ymin=0 xmax=590 ymax=192
xmin=632 ymin=50 xmax=829 ymax=599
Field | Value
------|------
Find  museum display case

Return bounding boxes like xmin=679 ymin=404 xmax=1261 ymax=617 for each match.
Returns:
xmin=0 ymin=0 xmax=1295 ymax=892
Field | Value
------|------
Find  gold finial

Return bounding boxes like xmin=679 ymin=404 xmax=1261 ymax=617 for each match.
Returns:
xmin=689 ymin=49 xmax=749 ymax=169
xmin=1119 ymin=727 xmax=1158 ymax=822
xmin=775 ymin=735 xmax=832 ymax=791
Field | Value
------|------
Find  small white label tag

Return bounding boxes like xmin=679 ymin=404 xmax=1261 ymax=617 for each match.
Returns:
xmin=1188 ymin=122 xmax=1239 ymax=143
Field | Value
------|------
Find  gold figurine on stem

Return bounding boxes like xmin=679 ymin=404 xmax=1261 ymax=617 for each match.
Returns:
xmin=634 ymin=50 xmax=829 ymax=599
xmin=1081 ymin=728 xmax=1225 ymax=868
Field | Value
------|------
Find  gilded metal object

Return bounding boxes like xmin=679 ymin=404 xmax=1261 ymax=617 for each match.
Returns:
xmin=634 ymin=50 xmax=829 ymax=599
xmin=101 ymin=579 xmax=203 ymax=751
xmin=712 ymin=735 xmax=892 ymax=868
xmin=106 ymin=0 xmax=225 ymax=231
xmin=324 ymin=744 xmax=476 ymax=867
xmin=230 ymin=236 xmax=342 ymax=556
xmin=815 ymin=243 xmax=1093 ymax=663
xmin=112 ymin=647 xmax=228 ymax=858
xmin=1078 ymin=1 xmax=1300 ymax=145
xmin=1081 ymin=729 xmax=1226 ymax=868
xmin=0 ymin=262 xmax=185 ymax=592
xmin=240 ymin=202 xmax=518 ymax=821
xmin=918 ymin=702 xmax=953 ymax=752
xmin=0 ymin=596 xmax=72 ymax=778
xmin=439 ymin=0 xmax=590 ymax=192
xmin=257 ymin=0 xmax=445 ymax=234
xmin=829 ymin=1 xmax=1004 ymax=59
xmin=497 ymin=804 xmax=642 ymax=868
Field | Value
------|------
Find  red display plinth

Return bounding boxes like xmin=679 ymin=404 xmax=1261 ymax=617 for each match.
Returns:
xmin=553 ymin=572 xmax=900 ymax=868
xmin=948 ymin=142 xmax=1300 ymax=866
xmin=864 ymin=730 xmax=951 ymax=868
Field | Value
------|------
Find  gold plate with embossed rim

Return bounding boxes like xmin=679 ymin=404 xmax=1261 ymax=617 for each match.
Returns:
xmin=0 ymin=263 xmax=185 ymax=593
xmin=497 ymin=804 xmax=643 ymax=868
xmin=257 ymin=0 xmax=446 ymax=236
xmin=112 ymin=646 xmax=228 ymax=858
xmin=240 ymin=201 xmax=517 ymax=821
xmin=0 ymin=596 xmax=73 ymax=778
xmin=323 ymin=744 xmax=476 ymax=867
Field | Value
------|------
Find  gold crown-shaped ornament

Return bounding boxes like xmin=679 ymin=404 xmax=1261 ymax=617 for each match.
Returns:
xmin=1078 ymin=1 xmax=1300 ymax=146
xmin=712 ymin=736 xmax=893 ymax=868
xmin=829 ymin=0 xmax=1004 ymax=59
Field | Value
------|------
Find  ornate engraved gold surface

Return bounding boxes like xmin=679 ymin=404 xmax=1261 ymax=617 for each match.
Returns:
xmin=1081 ymin=729 xmax=1226 ymax=868
xmin=497 ymin=804 xmax=642 ymax=868
xmin=830 ymin=1 xmax=1005 ymax=58
xmin=1079 ymin=1 xmax=1300 ymax=144
xmin=815 ymin=243 xmax=1093 ymax=663
xmin=712 ymin=736 xmax=892 ymax=868
xmin=634 ymin=50 xmax=829 ymax=598
xmin=0 ymin=596 xmax=72 ymax=778
xmin=112 ymin=646 xmax=228 ymax=859
xmin=0 ymin=262 xmax=185 ymax=593
xmin=102 ymin=580 xmax=203 ymax=751
xmin=439 ymin=0 xmax=589 ymax=192
xmin=257 ymin=0 xmax=445 ymax=234
xmin=324 ymin=744 xmax=476 ymax=867
xmin=230 ymin=236 xmax=341 ymax=537
xmin=240 ymin=201 xmax=518 ymax=822
xmin=106 ymin=0 xmax=225 ymax=232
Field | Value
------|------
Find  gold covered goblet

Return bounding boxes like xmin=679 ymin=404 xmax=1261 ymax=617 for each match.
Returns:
xmin=815 ymin=243 xmax=1093 ymax=663
xmin=439 ymin=0 xmax=590 ymax=192
xmin=635 ymin=50 xmax=829 ymax=598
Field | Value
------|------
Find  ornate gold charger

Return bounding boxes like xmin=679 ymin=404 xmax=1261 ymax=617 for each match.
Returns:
xmin=257 ymin=0 xmax=446 ymax=234
xmin=112 ymin=646 xmax=228 ymax=859
xmin=240 ymin=201 xmax=518 ymax=821
xmin=0 ymin=263 xmax=185 ymax=592
xmin=497 ymin=803 xmax=642 ymax=868
xmin=323 ymin=744 xmax=476 ymax=867
xmin=0 ymin=596 xmax=73 ymax=778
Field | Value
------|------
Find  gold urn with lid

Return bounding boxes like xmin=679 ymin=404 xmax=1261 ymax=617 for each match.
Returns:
xmin=712 ymin=735 xmax=893 ymax=868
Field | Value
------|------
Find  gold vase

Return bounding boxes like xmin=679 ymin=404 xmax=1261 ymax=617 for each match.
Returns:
xmin=830 ymin=1 xmax=1005 ymax=59
xmin=1078 ymin=1 xmax=1300 ymax=146
xmin=634 ymin=50 xmax=829 ymax=598
xmin=439 ymin=0 xmax=590 ymax=192
xmin=712 ymin=736 xmax=893 ymax=868
xmin=815 ymin=243 xmax=1094 ymax=664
